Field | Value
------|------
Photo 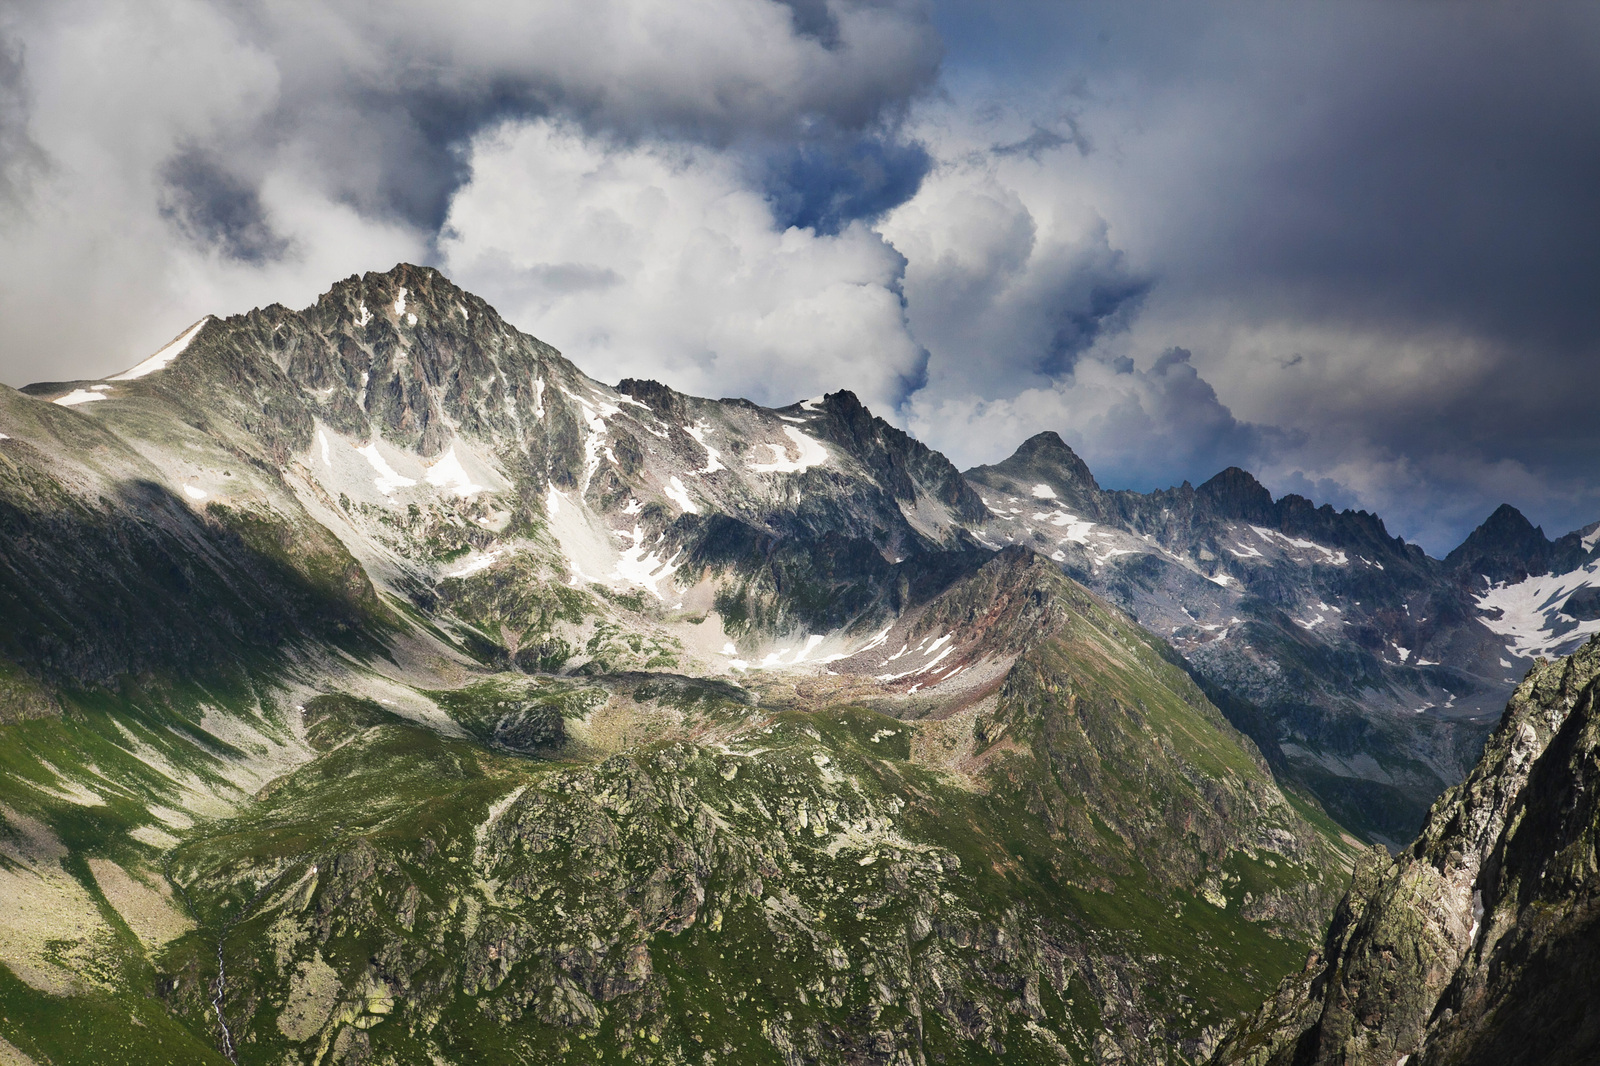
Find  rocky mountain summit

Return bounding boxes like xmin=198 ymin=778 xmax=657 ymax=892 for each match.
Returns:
xmin=0 ymin=263 xmax=1590 ymax=1065
xmin=1441 ymin=502 xmax=1600 ymax=663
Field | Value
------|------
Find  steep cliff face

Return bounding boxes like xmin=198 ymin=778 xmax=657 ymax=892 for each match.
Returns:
xmin=1211 ymin=634 xmax=1600 ymax=1066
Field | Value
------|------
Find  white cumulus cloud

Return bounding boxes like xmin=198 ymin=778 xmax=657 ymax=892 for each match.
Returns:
xmin=441 ymin=118 xmax=926 ymax=413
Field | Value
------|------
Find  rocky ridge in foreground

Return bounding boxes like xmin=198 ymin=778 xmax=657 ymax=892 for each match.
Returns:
xmin=1211 ymin=634 xmax=1600 ymax=1066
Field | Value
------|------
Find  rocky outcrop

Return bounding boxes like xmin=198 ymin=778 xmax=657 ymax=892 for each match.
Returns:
xmin=1211 ymin=635 xmax=1600 ymax=1066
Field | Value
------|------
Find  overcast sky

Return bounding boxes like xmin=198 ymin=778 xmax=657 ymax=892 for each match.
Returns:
xmin=1 ymin=1 xmax=1596 ymax=554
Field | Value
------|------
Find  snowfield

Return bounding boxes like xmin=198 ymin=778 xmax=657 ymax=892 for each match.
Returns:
xmin=1476 ymin=563 xmax=1600 ymax=658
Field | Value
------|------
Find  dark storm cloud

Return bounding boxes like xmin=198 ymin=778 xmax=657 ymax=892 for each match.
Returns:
xmin=762 ymin=134 xmax=932 ymax=234
xmin=160 ymin=148 xmax=289 ymax=263
xmin=1035 ymin=272 xmax=1150 ymax=377
xmin=1174 ymin=12 xmax=1600 ymax=355
xmin=937 ymin=0 xmax=1600 ymax=354
xmin=0 ymin=30 xmax=45 ymax=211
xmin=1192 ymin=7 xmax=1600 ymax=549
xmin=921 ymin=0 xmax=1600 ymax=551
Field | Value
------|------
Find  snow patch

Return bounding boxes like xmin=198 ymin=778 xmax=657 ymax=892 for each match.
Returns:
xmin=799 ymin=396 xmax=825 ymax=411
xmin=1034 ymin=510 xmax=1095 ymax=542
xmin=423 ymin=446 xmax=485 ymax=498
xmin=1030 ymin=483 xmax=1056 ymax=499
xmin=1476 ymin=564 xmax=1600 ymax=657
xmin=875 ymin=643 xmax=956 ymax=682
xmin=1249 ymin=525 xmax=1348 ymax=565
xmin=685 ymin=421 xmax=726 ymax=474
xmin=109 ymin=318 xmax=209 ymax=380
xmin=748 ymin=426 xmax=828 ymax=474
xmin=393 ymin=288 xmax=407 ymax=315
xmin=317 ymin=429 xmax=332 ymax=468
xmin=790 ymin=635 xmax=826 ymax=664
xmin=182 ymin=485 xmax=208 ymax=501
xmin=664 ymin=476 xmax=698 ymax=514
xmin=54 ymin=389 xmax=107 ymax=406
xmin=860 ymin=626 xmax=892 ymax=652
xmin=357 ymin=443 xmax=417 ymax=495
xmin=613 ymin=525 xmax=681 ymax=599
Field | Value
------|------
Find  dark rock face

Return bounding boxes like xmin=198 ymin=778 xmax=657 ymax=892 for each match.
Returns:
xmin=1212 ymin=635 xmax=1600 ymax=1066
xmin=1444 ymin=503 xmax=1598 ymax=589
xmin=1561 ymin=586 xmax=1600 ymax=621
xmin=1445 ymin=504 xmax=1558 ymax=585
xmin=966 ymin=430 xmax=1102 ymax=515
xmin=1196 ymin=468 xmax=1277 ymax=525
xmin=803 ymin=389 xmax=989 ymax=525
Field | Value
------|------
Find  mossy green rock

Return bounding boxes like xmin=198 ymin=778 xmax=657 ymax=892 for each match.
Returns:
xmin=1212 ymin=635 xmax=1600 ymax=1066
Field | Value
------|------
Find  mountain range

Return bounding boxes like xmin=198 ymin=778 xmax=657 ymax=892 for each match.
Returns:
xmin=1 ymin=264 xmax=1596 ymax=1065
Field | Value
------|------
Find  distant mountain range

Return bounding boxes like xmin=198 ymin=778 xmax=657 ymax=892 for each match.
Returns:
xmin=0 ymin=263 xmax=1594 ymax=1066
xmin=963 ymin=430 xmax=1600 ymax=845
